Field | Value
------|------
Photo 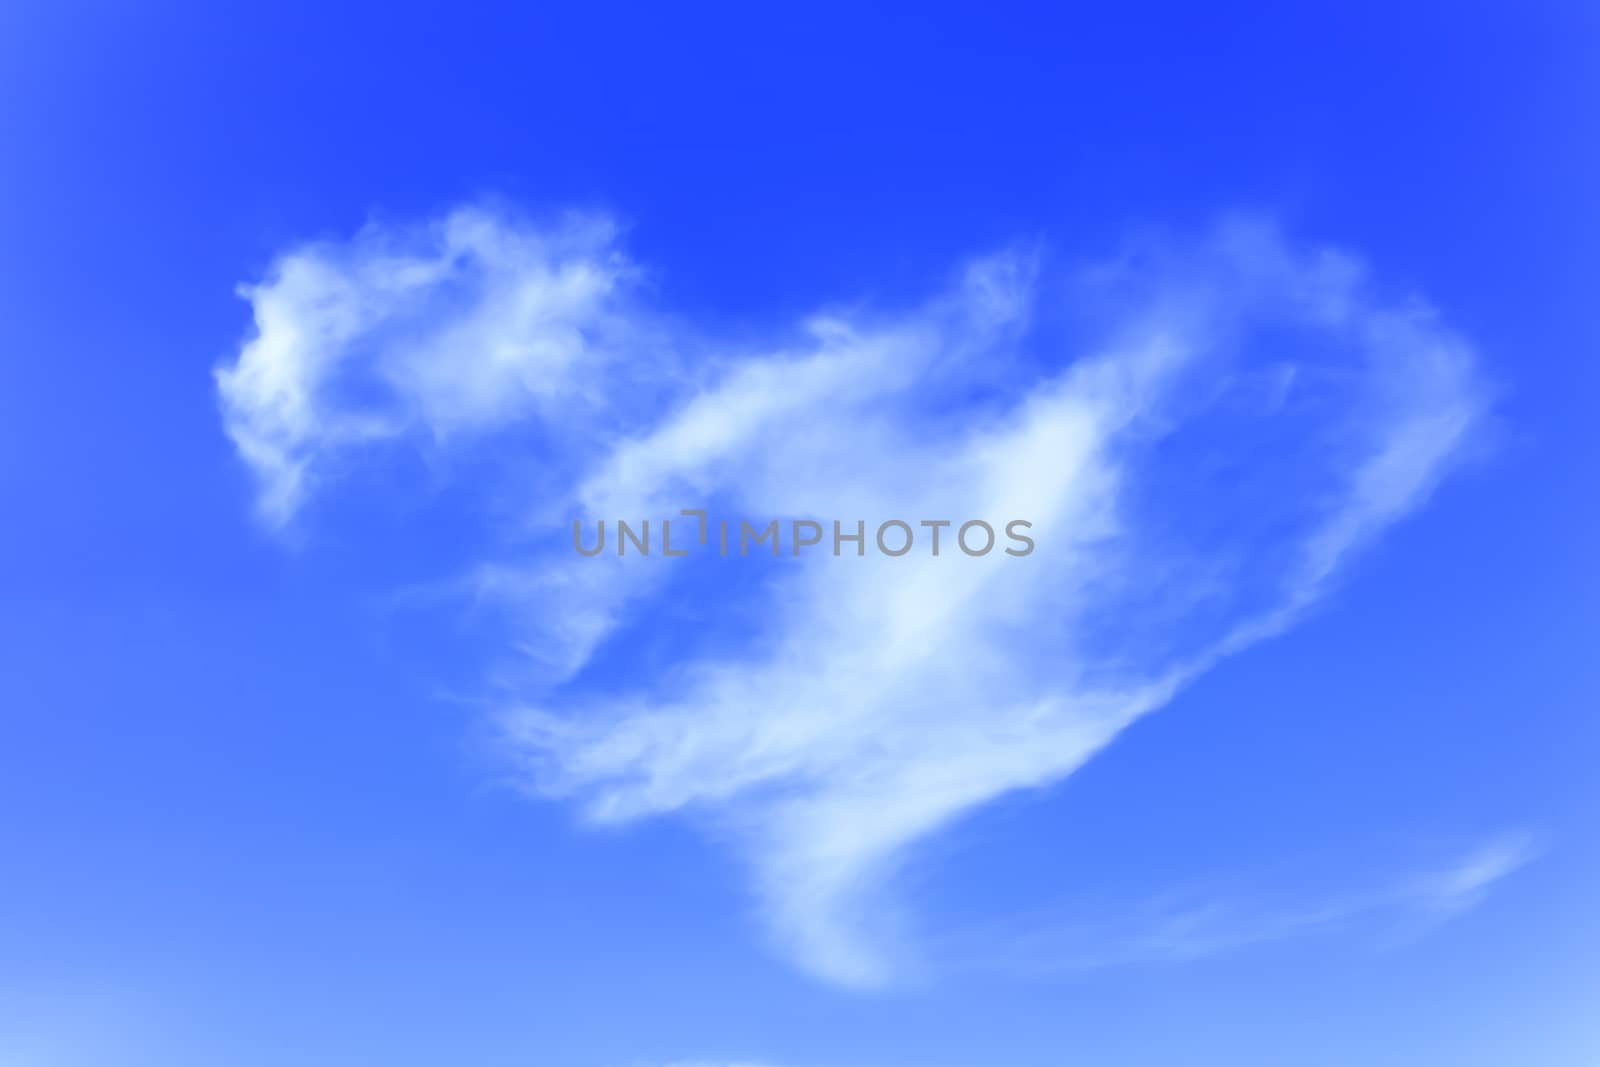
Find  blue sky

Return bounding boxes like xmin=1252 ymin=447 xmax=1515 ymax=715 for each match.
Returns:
xmin=2 ymin=3 xmax=1598 ymax=1065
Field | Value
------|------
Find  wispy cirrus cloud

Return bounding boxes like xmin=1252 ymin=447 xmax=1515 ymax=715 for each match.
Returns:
xmin=933 ymin=832 xmax=1540 ymax=978
xmin=218 ymin=205 xmax=1495 ymax=988
xmin=628 ymin=836 xmax=1536 ymax=1067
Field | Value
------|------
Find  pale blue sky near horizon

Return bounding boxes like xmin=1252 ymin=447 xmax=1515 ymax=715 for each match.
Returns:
xmin=2 ymin=4 xmax=1598 ymax=1066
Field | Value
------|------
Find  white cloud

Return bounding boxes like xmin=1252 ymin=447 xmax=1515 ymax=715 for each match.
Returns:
xmin=216 ymin=205 xmax=641 ymax=526
xmin=218 ymin=208 xmax=1493 ymax=989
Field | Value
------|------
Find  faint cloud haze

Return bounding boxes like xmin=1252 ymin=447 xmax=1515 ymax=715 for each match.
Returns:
xmin=933 ymin=832 xmax=1540 ymax=978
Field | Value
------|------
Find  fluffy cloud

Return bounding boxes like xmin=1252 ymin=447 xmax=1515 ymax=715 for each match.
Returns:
xmin=218 ymin=207 xmax=1492 ymax=988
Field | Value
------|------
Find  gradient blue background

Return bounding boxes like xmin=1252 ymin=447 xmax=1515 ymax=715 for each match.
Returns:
xmin=2 ymin=3 xmax=1597 ymax=1064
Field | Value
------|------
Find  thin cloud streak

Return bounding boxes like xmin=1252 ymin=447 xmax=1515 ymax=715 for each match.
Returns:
xmin=931 ymin=833 xmax=1541 ymax=979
